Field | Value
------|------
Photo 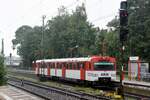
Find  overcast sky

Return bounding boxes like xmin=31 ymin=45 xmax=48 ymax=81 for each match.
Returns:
xmin=0 ymin=0 xmax=124 ymax=56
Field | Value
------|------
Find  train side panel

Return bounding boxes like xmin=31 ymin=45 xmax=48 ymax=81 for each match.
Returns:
xmin=66 ymin=70 xmax=80 ymax=79
xmin=39 ymin=68 xmax=48 ymax=76
xmin=50 ymin=68 xmax=55 ymax=76
xmin=85 ymin=71 xmax=116 ymax=81
xmin=56 ymin=69 xmax=62 ymax=77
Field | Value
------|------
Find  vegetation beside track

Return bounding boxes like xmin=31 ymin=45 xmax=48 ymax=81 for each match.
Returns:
xmin=0 ymin=56 xmax=6 ymax=85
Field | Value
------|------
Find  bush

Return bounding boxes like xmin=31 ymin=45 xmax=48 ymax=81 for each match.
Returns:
xmin=0 ymin=56 xmax=6 ymax=85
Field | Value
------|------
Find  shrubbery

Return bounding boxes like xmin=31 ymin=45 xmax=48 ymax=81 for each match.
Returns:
xmin=0 ymin=56 xmax=6 ymax=85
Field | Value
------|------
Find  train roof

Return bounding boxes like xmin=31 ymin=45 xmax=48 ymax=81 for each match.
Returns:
xmin=36 ymin=56 xmax=115 ymax=63
xmin=36 ymin=57 xmax=91 ymax=63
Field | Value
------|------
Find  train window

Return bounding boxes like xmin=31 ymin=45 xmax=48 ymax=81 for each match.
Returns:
xmin=77 ymin=63 xmax=80 ymax=70
xmin=63 ymin=63 xmax=65 ymax=67
xmin=59 ymin=63 xmax=61 ymax=69
xmin=53 ymin=63 xmax=55 ymax=68
xmin=59 ymin=63 xmax=63 ymax=69
xmin=46 ymin=63 xmax=48 ymax=68
xmin=80 ymin=63 xmax=84 ymax=69
xmin=74 ymin=63 xmax=77 ymax=69
xmin=63 ymin=63 xmax=66 ymax=68
xmin=50 ymin=63 xmax=52 ymax=68
xmin=66 ymin=63 xmax=69 ymax=69
xmin=94 ymin=62 xmax=114 ymax=70
xmin=59 ymin=63 xmax=62 ymax=69
xmin=49 ymin=63 xmax=51 ymax=68
xmin=72 ymin=63 xmax=75 ymax=69
xmin=69 ymin=63 xmax=72 ymax=69
xmin=38 ymin=63 xmax=39 ymax=67
xmin=56 ymin=63 xmax=58 ymax=68
xmin=37 ymin=63 xmax=40 ymax=67
xmin=51 ymin=63 xmax=53 ymax=68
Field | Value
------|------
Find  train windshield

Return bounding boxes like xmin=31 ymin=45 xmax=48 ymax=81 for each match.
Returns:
xmin=94 ymin=62 xmax=114 ymax=70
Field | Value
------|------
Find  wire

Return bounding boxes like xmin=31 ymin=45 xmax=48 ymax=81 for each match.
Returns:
xmin=91 ymin=12 xmax=119 ymax=22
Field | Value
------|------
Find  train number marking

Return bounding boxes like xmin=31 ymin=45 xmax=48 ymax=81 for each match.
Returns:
xmin=88 ymin=73 xmax=98 ymax=77
xmin=101 ymin=73 xmax=109 ymax=76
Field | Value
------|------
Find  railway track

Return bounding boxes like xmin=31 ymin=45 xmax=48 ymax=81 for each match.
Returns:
xmin=7 ymin=76 xmax=111 ymax=100
xmin=124 ymin=92 xmax=150 ymax=100
xmin=123 ymin=82 xmax=150 ymax=100
xmin=7 ymin=69 xmax=150 ymax=100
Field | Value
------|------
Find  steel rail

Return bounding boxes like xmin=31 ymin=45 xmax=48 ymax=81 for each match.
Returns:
xmin=124 ymin=81 xmax=150 ymax=89
xmin=7 ymin=77 xmax=110 ymax=100
xmin=124 ymin=92 xmax=150 ymax=100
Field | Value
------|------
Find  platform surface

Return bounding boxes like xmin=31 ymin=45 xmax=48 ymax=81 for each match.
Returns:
xmin=0 ymin=86 xmax=43 ymax=100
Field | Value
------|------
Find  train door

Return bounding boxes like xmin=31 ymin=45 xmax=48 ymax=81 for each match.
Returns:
xmin=62 ymin=63 xmax=66 ymax=78
xmin=47 ymin=63 xmax=50 ymax=76
xmin=41 ymin=61 xmax=47 ymax=76
xmin=41 ymin=62 xmax=44 ymax=76
xmin=80 ymin=62 xmax=85 ymax=80
xmin=36 ymin=63 xmax=40 ymax=76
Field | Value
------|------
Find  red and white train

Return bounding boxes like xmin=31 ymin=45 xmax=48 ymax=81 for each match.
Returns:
xmin=33 ymin=56 xmax=116 ymax=83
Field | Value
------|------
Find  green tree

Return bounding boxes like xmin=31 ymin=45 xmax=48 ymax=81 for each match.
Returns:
xmin=13 ymin=4 xmax=98 ymax=69
xmin=46 ymin=3 xmax=97 ymax=58
xmin=128 ymin=0 xmax=150 ymax=61
xmin=12 ymin=25 xmax=37 ymax=68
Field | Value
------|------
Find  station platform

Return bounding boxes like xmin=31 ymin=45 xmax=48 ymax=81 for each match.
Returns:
xmin=123 ymin=80 xmax=150 ymax=87
xmin=0 ymin=86 xmax=43 ymax=100
xmin=116 ymin=77 xmax=150 ymax=88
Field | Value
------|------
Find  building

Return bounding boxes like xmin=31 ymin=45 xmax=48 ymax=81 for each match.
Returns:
xmin=4 ymin=56 xmax=22 ymax=67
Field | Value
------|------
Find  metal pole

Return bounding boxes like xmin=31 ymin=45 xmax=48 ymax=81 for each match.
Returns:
xmin=1 ymin=39 xmax=4 ymax=56
xmin=41 ymin=15 xmax=46 ymax=59
xmin=118 ymin=41 xmax=124 ymax=98
xmin=41 ymin=15 xmax=46 ymax=77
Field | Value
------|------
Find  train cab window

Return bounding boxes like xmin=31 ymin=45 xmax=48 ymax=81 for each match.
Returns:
xmin=94 ymin=62 xmax=114 ymax=70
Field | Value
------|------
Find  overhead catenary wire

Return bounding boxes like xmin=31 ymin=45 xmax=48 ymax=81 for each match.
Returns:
xmin=91 ymin=12 xmax=119 ymax=23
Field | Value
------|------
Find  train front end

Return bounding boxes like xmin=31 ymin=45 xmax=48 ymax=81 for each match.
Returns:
xmin=85 ymin=56 xmax=116 ymax=83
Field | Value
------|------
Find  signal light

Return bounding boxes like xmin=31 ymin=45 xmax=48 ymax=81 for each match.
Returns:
xmin=120 ymin=9 xmax=128 ymax=26
xmin=119 ymin=1 xmax=128 ymax=41
xmin=120 ymin=1 xmax=127 ymax=10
